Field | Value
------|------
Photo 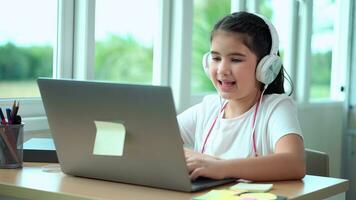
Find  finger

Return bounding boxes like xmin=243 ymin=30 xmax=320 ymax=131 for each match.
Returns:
xmin=184 ymin=154 xmax=189 ymax=159
xmin=184 ymin=150 xmax=192 ymax=158
xmin=187 ymin=156 xmax=205 ymax=166
xmin=186 ymin=159 xmax=200 ymax=172
xmin=185 ymin=153 xmax=194 ymax=160
xmin=185 ymin=156 xmax=196 ymax=163
xmin=186 ymin=162 xmax=194 ymax=173
xmin=189 ymin=167 xmax=204 ymax=181
xmin=184 ymin=148 xmax=193 ymax=154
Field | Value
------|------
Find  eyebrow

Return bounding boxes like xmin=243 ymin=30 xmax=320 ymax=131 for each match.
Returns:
xmin=210 ymin=51 xmax=246 ymax=57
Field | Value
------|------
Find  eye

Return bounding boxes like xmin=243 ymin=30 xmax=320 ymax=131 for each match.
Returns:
xmin=211 ymin=56 xmax=221 ymax=62
xmin=231 ymin=58 xmax=242 ymax=63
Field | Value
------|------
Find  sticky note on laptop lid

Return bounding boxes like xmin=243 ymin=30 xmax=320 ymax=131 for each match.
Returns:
xmin=230 ymin=183 xmax=273 ymax=192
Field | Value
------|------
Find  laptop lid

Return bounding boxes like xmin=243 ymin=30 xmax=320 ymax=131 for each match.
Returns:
xmin=38 ymin=78 xmax=194 ymax=191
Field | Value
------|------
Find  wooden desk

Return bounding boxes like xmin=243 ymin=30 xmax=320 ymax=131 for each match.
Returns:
xmin=0 ymin=163 xmax=349 ymax=200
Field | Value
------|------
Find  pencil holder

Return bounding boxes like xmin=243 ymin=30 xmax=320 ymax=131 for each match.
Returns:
xmin=0 ymin=123 xmax=24 ymax=168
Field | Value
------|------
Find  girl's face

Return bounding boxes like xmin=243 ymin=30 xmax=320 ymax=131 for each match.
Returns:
xmin=209 ymin=30 xmax=259 ymax=102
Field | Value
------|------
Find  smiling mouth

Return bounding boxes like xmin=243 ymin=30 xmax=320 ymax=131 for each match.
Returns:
xmin=218 ymin=80 xmax=236 ymax=87
xmin=218 ymin=80 xmax=237 ymax=92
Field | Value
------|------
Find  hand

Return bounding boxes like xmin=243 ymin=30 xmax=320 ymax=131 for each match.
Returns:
xmin=184 ymin=148 xmax=225 ymax=180
xmin=184 ymin=148 xmax=219 ymax=160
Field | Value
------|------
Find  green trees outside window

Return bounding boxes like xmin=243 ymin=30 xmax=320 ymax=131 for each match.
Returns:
xmin=0 ymin=0 xmax=56 ymax=98
xmin=0 ymin=43 xmax=52 ymax=98
xmin=191 ymin=0 xmax=230 ymax=93
xmin=0 ymin=0 xmax=336 ymax=100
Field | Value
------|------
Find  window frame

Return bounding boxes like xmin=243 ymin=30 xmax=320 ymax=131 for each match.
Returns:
xmin=296 ymin=0 xmax=312 ymax=103
xmin=330 ymin=0 xmax=353 ymax=101
xmin=3 ymin=0 xmax=354 ymax=131
xmin=0 ymin=0 xmax=65 ymax=131
xmin=348 ymin=0 xmax=356 ymax=106
xmin=72 ymin=0 xmax=193 ymax=112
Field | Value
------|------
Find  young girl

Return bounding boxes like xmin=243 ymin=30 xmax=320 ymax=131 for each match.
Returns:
xmin=178 ymin=11 xmax=305 ymax=181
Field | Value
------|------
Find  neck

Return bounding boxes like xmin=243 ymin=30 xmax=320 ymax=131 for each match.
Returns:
xmin=224 ymin=90 xmax=261 ymax=119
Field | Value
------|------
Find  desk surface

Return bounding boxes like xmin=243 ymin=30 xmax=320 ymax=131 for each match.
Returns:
xmin=0 ymin=163 xmax=349 ymax=200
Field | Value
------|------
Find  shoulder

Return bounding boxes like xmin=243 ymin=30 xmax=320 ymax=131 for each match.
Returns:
xmin=201 ymin=94 xmax=223 ymax=111
xmin=261 ymin=94 xmax=303 ymax=150
xmin=263 ymin=93 xmax=294 ymax=103
xmin=263 ymin=94 xmax=296 ymax=111
xmin=261 ymin=94 xmax=298 ymax=120
xmin=178 ymin=94 xmax=221 ymax=117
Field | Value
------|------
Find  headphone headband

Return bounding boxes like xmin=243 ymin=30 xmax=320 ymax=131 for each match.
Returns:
xmin=254 ymin=13 xmax=279 ymax=56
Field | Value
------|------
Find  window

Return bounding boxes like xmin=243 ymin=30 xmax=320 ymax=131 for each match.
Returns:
xmin=310 ymin=0 xmax=336 ymax=99
xmin=0 ymin=0 xmax=57 ymax=98
xmin=191 ymin=0 xmax=230 ymax=93
xmin=259 ymin=0 xmax=296 ymax=95
xmin=259 ymin=0 xmax=290 ymax=61
xmin=94 ymin=0 xmax=159 ymax=84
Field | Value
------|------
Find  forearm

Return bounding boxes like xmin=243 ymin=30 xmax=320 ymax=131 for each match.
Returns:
xmin=221 ymin=153 xmax=306 ymax=181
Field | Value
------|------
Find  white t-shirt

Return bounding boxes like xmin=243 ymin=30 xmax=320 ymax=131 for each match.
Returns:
xmin=177 ymin=94 xmax=302 ymax=159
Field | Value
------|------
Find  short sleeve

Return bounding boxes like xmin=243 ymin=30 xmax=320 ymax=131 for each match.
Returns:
xmin=177 ymin=103 xmax=200 ymax=148
xmin=267 ymin=98 xmax=303 ymax=151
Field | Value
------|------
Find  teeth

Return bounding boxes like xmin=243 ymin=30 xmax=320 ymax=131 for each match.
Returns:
xmin=221 ymin=80 xmax=234 ymax=83
xmin=224 ymin=82 xmax=234 ymax=86
xmin=220 ymin=81 xmax=235 ymax=86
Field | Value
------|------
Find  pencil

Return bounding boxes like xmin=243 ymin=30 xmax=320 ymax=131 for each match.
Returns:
xmin=10 ymin=100 xmax=16 ymax=122
xmin=11 ymin=101 xmax=16 ymax=114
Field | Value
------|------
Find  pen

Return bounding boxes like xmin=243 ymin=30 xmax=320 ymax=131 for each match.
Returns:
xmin=15 ymin=101 xmax=19 ymax=116
xmin=11 ymin=101 xmax=19 ymax=121
xmin=13 ymin=101 xmax=20 ymax=124
xmin=10 ymin=100 xmax=16 ymax=120
xmin=11 ymin=101 xmax=16 ymax=114
xmin=0 ymin=108 xmax=6 ymax=124
xmin=6 ymin=108 xmax=12 ymax=124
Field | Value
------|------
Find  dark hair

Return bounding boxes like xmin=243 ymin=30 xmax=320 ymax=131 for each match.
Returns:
xmin=210 ymin=11 xmax=289 ymax=95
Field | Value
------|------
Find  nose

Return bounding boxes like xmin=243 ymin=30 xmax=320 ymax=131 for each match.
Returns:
xmin=217 ymin=59 xmax=231 ymax=75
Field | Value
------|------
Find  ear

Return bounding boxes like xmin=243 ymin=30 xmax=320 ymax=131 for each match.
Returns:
xmin=202 ymin=52 xmax=211 ymax=79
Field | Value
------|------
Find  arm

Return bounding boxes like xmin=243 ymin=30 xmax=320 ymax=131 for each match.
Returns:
xmin=177 ymin=104 xmax=200 ymax=148
xmin=187 ymin=134 xmax=306 ymax=181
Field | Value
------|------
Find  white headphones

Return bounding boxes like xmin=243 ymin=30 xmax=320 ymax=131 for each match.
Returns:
xmin=202 ymin=13 xmax=282 ymax=86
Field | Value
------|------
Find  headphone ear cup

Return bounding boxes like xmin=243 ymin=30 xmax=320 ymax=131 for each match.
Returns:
xmin=256 ymin=55 xmax=282 ymax=85
xmin=202 ymin=53 xmax=211 ymax=79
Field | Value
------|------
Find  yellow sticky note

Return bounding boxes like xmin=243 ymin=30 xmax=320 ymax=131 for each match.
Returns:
xmin=230 ymin=189 xmax=248 ymax=195
xmin=93 ymin=121 xmax=126 ymax=156
xmin=240 ymin=192 xmax=277 ymax=200
xmin=193 ymin=190 xmax=238 ymax=200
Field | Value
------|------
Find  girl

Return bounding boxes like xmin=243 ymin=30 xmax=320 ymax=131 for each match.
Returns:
xmin=178 ymin=11 xmax=305 ymax=181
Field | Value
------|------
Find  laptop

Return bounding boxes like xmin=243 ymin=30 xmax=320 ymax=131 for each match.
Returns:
xmin=37 ymin=78 xmax=235 ymax=192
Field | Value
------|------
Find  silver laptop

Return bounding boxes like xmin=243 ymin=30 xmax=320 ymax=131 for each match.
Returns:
xmin=37 ymin=78 xmax=235 ymax=192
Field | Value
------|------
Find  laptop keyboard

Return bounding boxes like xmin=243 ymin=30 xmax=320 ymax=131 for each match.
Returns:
xmin=191 ymin=177 xmax=236 ymax=191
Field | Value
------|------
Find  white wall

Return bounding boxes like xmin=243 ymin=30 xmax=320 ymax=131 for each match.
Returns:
xmin=298 ymin=102 xmax=344 ymax=178
xmin=346 ymin=134 xmax=356 ymax=200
